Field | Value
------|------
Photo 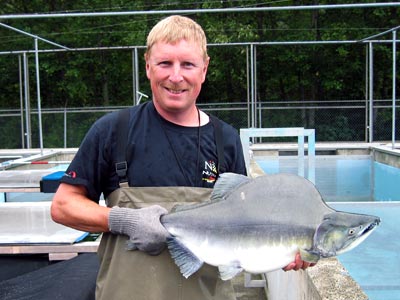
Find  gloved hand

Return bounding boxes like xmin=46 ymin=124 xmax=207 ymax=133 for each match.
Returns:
xmin=108 ymin=205 xmax=170 ymax=255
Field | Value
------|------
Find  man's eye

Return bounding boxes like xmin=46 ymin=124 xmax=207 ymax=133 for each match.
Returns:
xmin=159 ymin=61 xmax=171 ymax=66
xmin=182 ymin=62 xmax=194 ymax=68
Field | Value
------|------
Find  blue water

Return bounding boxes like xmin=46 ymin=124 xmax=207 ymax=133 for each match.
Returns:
xmin=257 ymin=155 xmax=400 ymax=300
xmin=374 ymin=162 xmax=400 ymax=201
xmin=256 ymin=155 xmax=400 ymax=202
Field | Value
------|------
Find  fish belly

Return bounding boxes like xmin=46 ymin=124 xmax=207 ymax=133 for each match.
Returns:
xmin=179 ymin=234 xmax=300 ymax=274
xmin=237 ymin=245 xmax=299 ymax=273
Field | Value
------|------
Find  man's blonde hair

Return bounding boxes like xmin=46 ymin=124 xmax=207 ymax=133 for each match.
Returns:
xmin=145 ymin=15 xmax=208 ymax=60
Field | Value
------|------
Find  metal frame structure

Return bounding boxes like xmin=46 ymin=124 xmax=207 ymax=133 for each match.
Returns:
xmin=361 ymin=26 xmax=400 ymax=148
xmin=0 ymin=3 xmax=399 ymax=151
xmin=240 ymin=128 xmax=316 ymax=183
xmin=1 ymin=3 xmax=399 ymax=19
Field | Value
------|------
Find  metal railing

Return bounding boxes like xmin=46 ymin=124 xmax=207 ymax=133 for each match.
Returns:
xmin=1 ymin=99 xmax=398 ymax=149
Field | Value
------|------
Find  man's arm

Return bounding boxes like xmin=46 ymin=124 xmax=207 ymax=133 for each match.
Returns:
xmin=51 ymin=182 xmax=169 ymax=255
xmin=51 ymin=183 xmax=110 ymax=233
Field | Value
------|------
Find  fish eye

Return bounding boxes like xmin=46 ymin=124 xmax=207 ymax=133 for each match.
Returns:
xmin=348 ymin=229 xmax=355 ymax=235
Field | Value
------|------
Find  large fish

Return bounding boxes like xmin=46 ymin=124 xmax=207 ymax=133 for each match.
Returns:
xmin=161 ymin=173 xmax=380 ymax=281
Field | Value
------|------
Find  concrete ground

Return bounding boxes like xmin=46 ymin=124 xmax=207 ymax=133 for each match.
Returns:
xmin=232 ymin=273 xmax=267 ymax=300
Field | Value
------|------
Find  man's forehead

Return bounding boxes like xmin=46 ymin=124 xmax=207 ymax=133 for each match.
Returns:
xmin=154 ymin=38 xmax=201 ymax=48
xmin=148 ymin=40 xmax=204 ymax=58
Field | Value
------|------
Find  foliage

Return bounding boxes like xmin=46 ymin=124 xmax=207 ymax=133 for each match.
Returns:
xmin=316 ymin=115 xmax=358 ymax=142
xmin=0 ymin=1 xmax=399 ymax=148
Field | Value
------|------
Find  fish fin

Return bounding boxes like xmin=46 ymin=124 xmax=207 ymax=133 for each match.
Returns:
xmin=218 ymin=265 xmax=243 ymax=281
xmin=299 ymin=249 xmax=320 ymax=263
xmin=170 ymin=203 xmax=192 ymax=213
xmin=166 ymin=237 xmax=203 ymax=278
xmin=211 ymin=173 xmax=251 ymax=201
xmin=170 ymin=202 xmax=211 ymax=213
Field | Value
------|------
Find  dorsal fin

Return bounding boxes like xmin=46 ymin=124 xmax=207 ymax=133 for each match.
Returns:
xmin=211 ymin=172 xmax=250 ymax=201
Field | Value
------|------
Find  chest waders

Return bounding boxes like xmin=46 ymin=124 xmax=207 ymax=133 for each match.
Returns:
xmin=96 ymin=186 xmax=237 ymax=300
xmin=95 ymin=108 xmax=236 ymax=300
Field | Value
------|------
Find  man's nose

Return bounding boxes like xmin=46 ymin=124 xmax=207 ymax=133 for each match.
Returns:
xmin=169 ymin=65 xmax=184 ymax=82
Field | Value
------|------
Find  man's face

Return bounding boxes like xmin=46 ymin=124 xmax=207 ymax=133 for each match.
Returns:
xmin=145 ymin=39 xmax=209 ymax=114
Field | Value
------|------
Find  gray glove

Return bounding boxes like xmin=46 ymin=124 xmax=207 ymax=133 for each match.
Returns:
xmin=108 ymin=205 xmax=170 ymax=255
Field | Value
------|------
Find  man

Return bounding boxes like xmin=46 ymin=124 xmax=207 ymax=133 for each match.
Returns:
xmin=51 ymin=15 xmax=311 ymax=300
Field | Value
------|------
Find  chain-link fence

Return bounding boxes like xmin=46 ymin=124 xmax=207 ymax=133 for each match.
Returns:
xmin=0 ymin=27 xmax=398 ymax=149
xmin=1 ymin=100 xmax=398 ymax=149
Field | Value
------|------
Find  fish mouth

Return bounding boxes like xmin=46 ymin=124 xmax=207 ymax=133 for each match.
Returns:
xmin=361 ymin=218 xmax=380 ymax=236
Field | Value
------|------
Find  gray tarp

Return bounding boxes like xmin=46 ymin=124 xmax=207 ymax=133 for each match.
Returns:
xmin=0 ymin=253 xmax=99 ymax=300
xmin=0 ymin=203 xmax=87 ymax=244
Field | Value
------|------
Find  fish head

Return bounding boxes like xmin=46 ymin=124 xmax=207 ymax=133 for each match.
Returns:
xmin=313 ymin=211 xmax=380 ymax=258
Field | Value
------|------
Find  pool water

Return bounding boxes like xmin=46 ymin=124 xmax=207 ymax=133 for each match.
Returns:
xmin=256 ymin=155 xmax=400 ymax=202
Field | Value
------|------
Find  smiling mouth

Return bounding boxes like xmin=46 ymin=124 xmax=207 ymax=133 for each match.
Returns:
xmin=166 ymin=87 xmax=186 ymax=94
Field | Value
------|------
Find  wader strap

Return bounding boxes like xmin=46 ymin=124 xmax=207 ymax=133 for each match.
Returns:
xmin=115 ymin=108 xmax=131 ymax=187
xmin=210 ymin=115 xmax=226 ymax=174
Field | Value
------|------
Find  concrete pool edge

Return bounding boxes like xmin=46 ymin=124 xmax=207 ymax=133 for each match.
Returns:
xmin=372 ymin=145 xmax=400 ymax=168
xmin=249 ymin=159 xmax=368 ymax=300
xmin=264 ymin=258 xmax=368 ymax=300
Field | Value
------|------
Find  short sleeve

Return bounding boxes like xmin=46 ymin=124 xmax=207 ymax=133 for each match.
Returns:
xmin=60 ymin=115 xmax=116 ymax=201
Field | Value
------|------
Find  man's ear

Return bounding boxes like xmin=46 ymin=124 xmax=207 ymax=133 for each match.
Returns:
xmin=202 ymin=57 xmax=210 ymax=83
xmin=144 ymin=53 xmax=151 ymax=79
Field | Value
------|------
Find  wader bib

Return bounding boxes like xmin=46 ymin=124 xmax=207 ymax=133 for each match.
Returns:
xmin=96 ymin=186 xmax=237 ymax=300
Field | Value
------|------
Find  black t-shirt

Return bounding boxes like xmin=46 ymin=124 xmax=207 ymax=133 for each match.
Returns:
xmin=60 ymin=102 xmax=246 ymax=202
